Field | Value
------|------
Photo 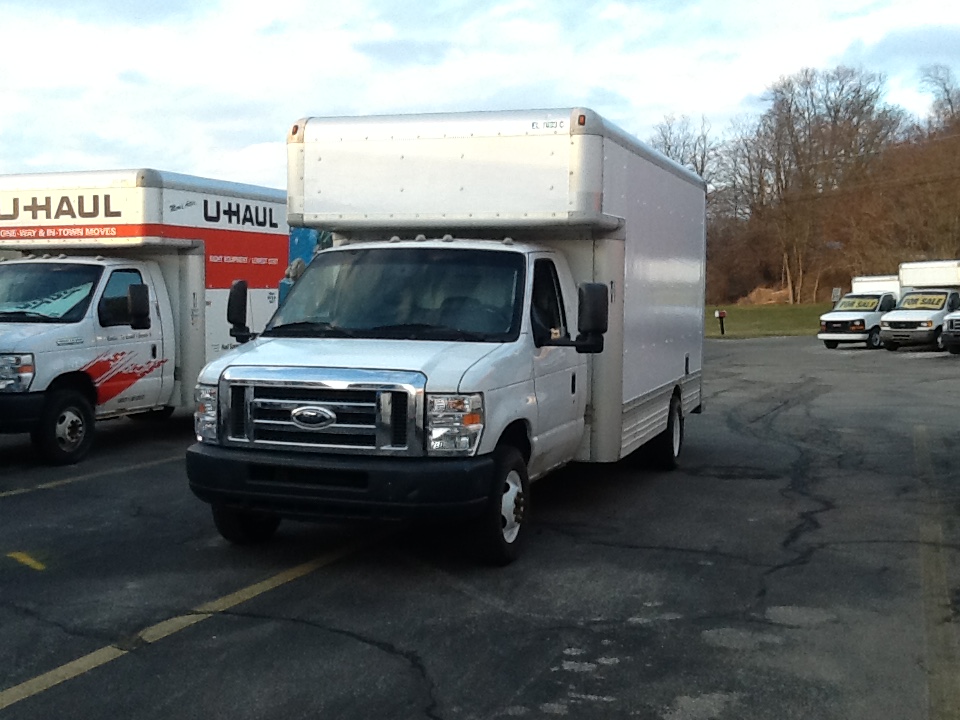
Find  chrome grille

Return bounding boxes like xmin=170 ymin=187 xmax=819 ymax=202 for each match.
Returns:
xmin=949 ymin=318 xmax=960 ymax=332
xmin=888 ymin=321 xmax=919 ymax=330
xmin=219 ymin=367 xmax=425 ymax=456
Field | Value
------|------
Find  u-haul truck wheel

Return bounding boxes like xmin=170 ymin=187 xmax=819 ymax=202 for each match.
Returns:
xmin=32 ymin=389 xmax=96 ymax=466
xmin=474 ymin=446 xmax=529 ymax=566
xmin=651 ymin=395 xmax=683 ymax=471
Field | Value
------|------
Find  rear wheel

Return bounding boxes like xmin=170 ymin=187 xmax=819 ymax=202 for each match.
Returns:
xmin=31 ymin=389 xmax=95 ymax=465
xmin=650 ymin=395 xmax=683 ymax=470
xmin=823 ymin=340 xmax=839 ymax=349
xmin=474 ymin=446 xmax=529 ymax=566
xmin=866 ymin=328 xmax=882 ymax=349
xmin=212 ymin=505 xmax=281 ymax=545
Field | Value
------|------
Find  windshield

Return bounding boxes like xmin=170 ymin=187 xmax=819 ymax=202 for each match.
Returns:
xmin=834 ymin=294 xmax=879 ymax=311
xmin=897 ymin=292 xmax=947 ymax=311
xmin=266 ymin=247 xmax=526 ymax=342
xmin=0 ymin=262 xmax=103 ymax=323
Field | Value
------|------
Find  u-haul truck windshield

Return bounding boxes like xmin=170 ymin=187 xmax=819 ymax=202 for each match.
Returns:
xmin=898 ymin=292 xmax=947 ymax=310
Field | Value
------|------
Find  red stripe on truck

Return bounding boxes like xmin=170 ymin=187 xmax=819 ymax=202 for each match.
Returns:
xmin=0 ymin=223 xmax=288 ymax=290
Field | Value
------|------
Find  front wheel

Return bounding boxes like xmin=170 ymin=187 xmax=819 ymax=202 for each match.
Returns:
xmin=212 ymin=505 xmax=281 ymax=545
xmin=823 ymin=340 xmax=839 ymax=350
xmin=948 ymin=345 xmax=960 ymax=355
xmin=650 ymin=395 xmax=684 ymax=470
xmin=883 ymin=342 xmax=899 ymax=352
xmin=866 ymin=328 xmax=882 ymax=349
xmin=474 ymin=446 xmax=529 ymax=566
xmin=31 ymin=389 xmax=95 ymax=465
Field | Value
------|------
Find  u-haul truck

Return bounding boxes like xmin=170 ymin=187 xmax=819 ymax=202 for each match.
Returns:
xmin=0 ymin=169 xmax=289 ymax=464
xmin=186 ymin=108 xmax=706 ymax=564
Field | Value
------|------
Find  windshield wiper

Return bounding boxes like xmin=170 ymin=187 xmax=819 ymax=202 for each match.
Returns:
xmin=263 ymin=321 xmax=358 ymax=338
xmin=0 ymin=310 xmax=57 ymax=322
xmin=367 ymin=323 xmax=490 ymax=341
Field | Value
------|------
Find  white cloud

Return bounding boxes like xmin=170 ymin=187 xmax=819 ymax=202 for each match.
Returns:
xmin=0 ymin=0 xmax=957 ymax=187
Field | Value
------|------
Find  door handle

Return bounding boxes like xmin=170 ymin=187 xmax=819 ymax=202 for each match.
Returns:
xmin=571 ymin=373 xmax=576 ymax=394
xmin=151 ymin=344 xmax=157 ymax=359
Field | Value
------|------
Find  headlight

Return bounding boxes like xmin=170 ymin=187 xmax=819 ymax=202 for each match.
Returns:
xmin=426 ymin=393 xmax=483 ymax=455
xmin=881 ymin=321 xmax=889 ymax=328
xmin=920 ymin=321 xmax=934 ymax=328
xmin=0 ymin=353 xmax=35 ymax=393
xmin=819 ymin=322 xmax=826 ymax=332
xmin=849 ymin=320 xmax=865 ymax=331
xmin=194 ymin=384 xmax=219 ymax=443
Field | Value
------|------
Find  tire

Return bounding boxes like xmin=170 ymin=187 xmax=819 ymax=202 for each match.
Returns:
xmin=31 ymin=389 xmax=96 ymax=465
xmin=883 ymin=342 xmax=899 ymax=351
xmin=866 ymin=328 xmax=882 ymax=349
xmin=823 ymin=340 xmax=839 ymax=349
xmin=650 ymin=395 xmax=684 ymax=471
xmin=212 ymin=505 xmax=281 ymax=545
xmin=949 ymin=345 xmax=960 ymax=355
xmin=474 ymin=446 xmax=529 ymax=566
xmin=934 ymin=329 xmax=946 ymax=352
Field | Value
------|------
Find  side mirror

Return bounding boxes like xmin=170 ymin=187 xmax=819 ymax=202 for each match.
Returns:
xmin=127 ymin=284 xmax=151 ymax=330
xmin=574 ymin=282 xmax=608 ymax=354
xmin=227 ymin=280 xmax=252 ymax=344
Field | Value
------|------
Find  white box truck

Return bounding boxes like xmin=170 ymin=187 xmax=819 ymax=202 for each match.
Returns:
xmin=880 ymin=260 xmax=960 ymax=351
xmin=186 ymin=108 xmax=707 ymax=564
xmin=818 ymin=275 xmax=899 ymax=349
xmin=0 ymin=169 xmax=289 ymax=464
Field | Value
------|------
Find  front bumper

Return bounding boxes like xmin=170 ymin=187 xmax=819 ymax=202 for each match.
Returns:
xmin=880 ymin=328 xmax=937 ymax=347
xmin=818 ymin=332 xmax=869 ymax=343
xmin=0 ymin=392 xmax=45 ymax=433
xmin=186 ymin=443 xmax=495 ymax=521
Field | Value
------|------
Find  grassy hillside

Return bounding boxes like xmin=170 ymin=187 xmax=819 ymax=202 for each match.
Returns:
xmin=704 ymin=303 xmax=833 ymax=339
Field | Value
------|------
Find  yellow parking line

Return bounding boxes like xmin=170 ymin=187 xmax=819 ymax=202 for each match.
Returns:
xmin=0 ymin=456 xmax=181 ymax=499
xmin=6 ymin=552 xmax=46 ymax=571
xmin=0 ymin=537 xmax=375 ymax=711
xmin=914 ymin=425 xmax=960 ymax=720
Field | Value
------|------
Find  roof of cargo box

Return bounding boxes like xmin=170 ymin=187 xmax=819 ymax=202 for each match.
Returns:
xmin=0 ymin=168 xmax=284 ymax=202
xmin=289 ymin=108 xmax=704 ymax=189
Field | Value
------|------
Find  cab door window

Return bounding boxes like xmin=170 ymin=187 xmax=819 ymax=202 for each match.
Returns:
xmin=531 ymin=259 xmax=568 ymax=343
xmin=879 ymin=295 xmax=896 ymax=312
xmin=98 ymin=270 xmax=144 ymax=327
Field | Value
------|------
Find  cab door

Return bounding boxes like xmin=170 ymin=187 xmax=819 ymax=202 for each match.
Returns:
xmin=529 ymin=256 xmax=585 ymax=476
xmin=87 ymin=268 xmax=166 ymax=414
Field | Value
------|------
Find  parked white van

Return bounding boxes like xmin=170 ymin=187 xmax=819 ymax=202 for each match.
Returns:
xmin=818 ymin=275 xmax=899 ymax=349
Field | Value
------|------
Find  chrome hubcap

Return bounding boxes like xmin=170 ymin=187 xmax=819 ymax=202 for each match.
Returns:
xmin=55 ymin=408 xmax=85 ymax=451
xmin=500 ymin=470 xmax=524 ymax=544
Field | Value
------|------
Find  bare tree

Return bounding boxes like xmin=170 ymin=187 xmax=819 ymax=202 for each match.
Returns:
xmin=920 ymin=64 xmax=960 ymax=130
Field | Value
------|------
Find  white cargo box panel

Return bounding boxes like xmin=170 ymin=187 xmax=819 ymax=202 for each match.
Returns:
xmin=287 ymin=108 xmax=693 ymax=232
xmin=850 ymin=275 xmax=899 ymax=294
xmin=899 ymin=260 xmax=960 ymax=289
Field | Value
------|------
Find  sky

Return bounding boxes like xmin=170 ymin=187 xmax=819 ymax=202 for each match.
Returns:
xmin=1 ymin=0 xmax=959 ymax=190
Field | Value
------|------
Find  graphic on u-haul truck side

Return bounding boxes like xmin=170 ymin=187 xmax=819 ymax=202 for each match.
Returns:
xmin=0 ymin=168 xmax=292 ymax=466
xmin=81 ymin=351 xmax=168 ymax=405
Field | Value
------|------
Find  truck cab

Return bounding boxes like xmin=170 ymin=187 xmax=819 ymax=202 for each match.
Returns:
xmin=0 ymin=255 xmax=174 ymax=463
xmin=818 ymin=291 xmax=897 ymax=349
xmin=879 ymin=289 xmax=960 ymax=351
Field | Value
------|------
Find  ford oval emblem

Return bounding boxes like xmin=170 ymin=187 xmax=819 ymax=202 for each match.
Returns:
xmin=291 ymin=405 xmax=337 ymax=430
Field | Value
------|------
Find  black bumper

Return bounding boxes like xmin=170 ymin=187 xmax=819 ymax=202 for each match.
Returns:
xmin=186 ymin=443 xmax=496 ymax=521
xmin=0 ymin=392 xmax=44 ymax=433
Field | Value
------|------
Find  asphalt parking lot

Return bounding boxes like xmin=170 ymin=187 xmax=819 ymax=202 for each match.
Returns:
xmin=1 ymin=336 xmax=958 ymax=720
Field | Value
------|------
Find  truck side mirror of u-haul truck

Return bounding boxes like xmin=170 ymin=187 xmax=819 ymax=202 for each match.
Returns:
xmin=227 ymin=279 xmax=252 ymax=344
xmin=575 ymin=282 xmax=608 ymax=354
xmin=128 ymin=284 xmax=151 ymax=331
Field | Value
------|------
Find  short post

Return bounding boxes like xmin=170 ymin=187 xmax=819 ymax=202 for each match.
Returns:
xmin=714 ymin=309 xmax=727 ymax=336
